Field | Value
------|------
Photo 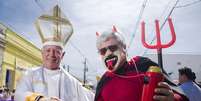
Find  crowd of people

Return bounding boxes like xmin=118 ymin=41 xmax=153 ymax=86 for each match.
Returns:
xmin=0 ymin=86 xmax=14 ymax=101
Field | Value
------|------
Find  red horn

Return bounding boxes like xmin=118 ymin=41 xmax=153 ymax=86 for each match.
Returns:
xmin=112 ymin=25 xmax=118 ymax=32
xmin=96 ymin=32 xmax=100 ymax=36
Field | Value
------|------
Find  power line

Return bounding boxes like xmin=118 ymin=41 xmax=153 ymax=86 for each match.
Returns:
xmin=69 ymin=41 xmax=95 ymax=72
xmin=34 ymin=0 xmax=46 ymax=11
xmin=128 ymin=0 xmax=148 ymax=48
xmin=142 ymin=0 xmax=180 ymax=56
xmin=69 ymin=41 xmax=85 ymax=59
xmin=69 ymin=41 xmax=94 ymax=71
xmin=176 ymin=0 xmax=201 ymax=8
xmin=35 ymin=0 xmax=60 ymax=11
xmin=141 ymin=0 xmax=174 ymax=55
xmin=159 ymin=0 xmax=175 ymax=20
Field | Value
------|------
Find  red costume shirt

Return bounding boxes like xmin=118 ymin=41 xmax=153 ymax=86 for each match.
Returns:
xmin=95 ymin=56 xmax=189 ymax=101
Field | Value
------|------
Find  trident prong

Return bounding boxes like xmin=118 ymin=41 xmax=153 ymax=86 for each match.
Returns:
xmin=141 ymin=18 xmax=176 ymax=74
xmin=141 ymin=18 xmax=176 ymax=49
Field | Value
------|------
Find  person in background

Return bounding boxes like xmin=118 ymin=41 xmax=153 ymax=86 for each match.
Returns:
xmin=94 ymin=26 xmax=189 ymax=101
xmin=191 ymin=71 xmax=201 ymax=88
xmin=0 ymin=87 xmax=3 ymax=99
xmin=197 ymin=82 xmax=201 ymax=88
xmin=178 ymin=67 xmax=201 ymax=101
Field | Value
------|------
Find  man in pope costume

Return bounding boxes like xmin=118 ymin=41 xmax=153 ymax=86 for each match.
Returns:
xmin=14 ymin=5 xmax=94 ymax=101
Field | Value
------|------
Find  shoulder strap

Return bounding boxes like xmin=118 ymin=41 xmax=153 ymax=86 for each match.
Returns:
xmin=129 ymin=56 xmax=159 ymax=72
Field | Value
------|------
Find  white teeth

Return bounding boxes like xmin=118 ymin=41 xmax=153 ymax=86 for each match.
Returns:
xmin=106 ymin=58 xmax=116 ymax=62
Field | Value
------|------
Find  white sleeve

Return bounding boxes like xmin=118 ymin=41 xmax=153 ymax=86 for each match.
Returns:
xmin=75 ymin=80 xmax=95 ymax=101
xmin=14 ymin=72 xmax=34 ymax=101
xmin=61 ymin=68 xmax=94 ymax=101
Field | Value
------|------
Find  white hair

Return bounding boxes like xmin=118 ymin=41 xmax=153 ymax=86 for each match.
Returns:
xmin=96 ymin=30 xmax=126 ymax=49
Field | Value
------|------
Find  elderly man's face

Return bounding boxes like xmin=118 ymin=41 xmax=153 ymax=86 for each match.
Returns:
xmin=98 ymin=37 xmax=126 ymax=72
xmin=42 ymin=45 xmax=64 ymax=70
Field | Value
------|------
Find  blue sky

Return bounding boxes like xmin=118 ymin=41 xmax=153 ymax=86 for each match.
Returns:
xmin=0 ymin=0 xmax=201 ymax=83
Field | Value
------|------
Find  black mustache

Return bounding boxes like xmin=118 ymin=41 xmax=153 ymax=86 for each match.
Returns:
xmin=106 ymin=55 xmax=116 ymax=60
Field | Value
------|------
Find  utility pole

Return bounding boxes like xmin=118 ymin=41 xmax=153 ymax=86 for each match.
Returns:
xmin=83 ymin=58 xmax=88 ymax=86
xmin=63 ymin=65 xmax=70 ymax=72
xmin=67 ymin=65 xmax=70 ymax=72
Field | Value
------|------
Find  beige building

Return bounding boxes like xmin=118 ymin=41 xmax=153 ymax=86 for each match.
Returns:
xmin=0 ymin=23 xmax=42 ymax=90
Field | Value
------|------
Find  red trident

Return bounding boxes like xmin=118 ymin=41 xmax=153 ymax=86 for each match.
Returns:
xmin=141 ymin=18 xmax=176 ymax=74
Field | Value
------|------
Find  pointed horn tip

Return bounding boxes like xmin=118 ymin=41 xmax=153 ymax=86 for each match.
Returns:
xmin=96 ymin=32 xmax=100 ymax=36
xmin=112 ymin=25 xmax=118 ymax=32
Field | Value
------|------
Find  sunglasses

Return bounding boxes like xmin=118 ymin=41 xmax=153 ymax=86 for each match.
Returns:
xmin=98 ymin=45 xmax=119 ymax=55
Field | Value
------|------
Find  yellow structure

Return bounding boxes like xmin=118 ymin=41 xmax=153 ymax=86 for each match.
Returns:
xmin=0 ymin=23 xmax=42 ymax=90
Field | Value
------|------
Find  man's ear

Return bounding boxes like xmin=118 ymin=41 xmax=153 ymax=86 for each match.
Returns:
xmin=61 ymin=51 xmax=65 ymax=59
xmin=123 ymin=44 xmax=126 ymax=49
xmin=122 ymin=44 xmax=127 ymax=52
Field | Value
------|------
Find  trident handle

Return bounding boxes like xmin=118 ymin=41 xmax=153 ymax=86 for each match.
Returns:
xmin=141 ymin=18 xmax=176 ymax=73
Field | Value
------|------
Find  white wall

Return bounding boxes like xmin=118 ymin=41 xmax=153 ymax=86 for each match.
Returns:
xmin=144 ymin=54 xmax=201 ymax=82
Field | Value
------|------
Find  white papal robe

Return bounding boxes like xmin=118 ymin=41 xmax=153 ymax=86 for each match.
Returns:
xmin=15 ymin=67 xmax=94 ymax=101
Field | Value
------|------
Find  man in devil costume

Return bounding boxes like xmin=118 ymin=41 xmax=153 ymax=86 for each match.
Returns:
xmin=94 ymin=26 xmax=189 ymax=101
